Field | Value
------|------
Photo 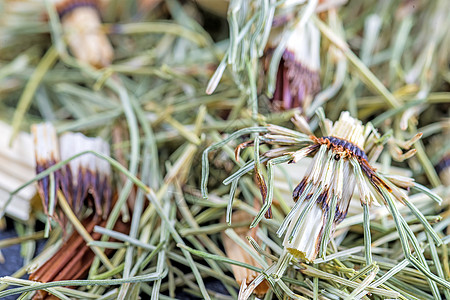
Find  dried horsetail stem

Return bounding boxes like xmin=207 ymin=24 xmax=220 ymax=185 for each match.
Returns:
xmin=278 ymin=112 xmax=385 ymax=263
xmin=32 ymin=123 xmax=112 ymax=223
xmin=263 ymin=17 xmax=321 ymax=112
xmin=59 ymin=132 xmax=112 ymax=218
xmin=203 ymin=110 xmax=446 ymax=297
xmin=30 ymin=123 xmax=121 ymax=299
xmin=32 ymin=123 xmax=61 ymax=218
xmin=268 ymin=110 xmax=442 ymax=290
xmin=53 ymin=0 xmax=113 ymax=68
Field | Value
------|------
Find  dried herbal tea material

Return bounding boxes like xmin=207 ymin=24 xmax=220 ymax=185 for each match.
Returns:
xmin=28 ymin=215 xmax=129 ymax=300
xmin=53 ymin=0 xmax=114 ymax=68
xmin=0 ymin=0 xmax=113 ymax=67
xmin=428 ymin=129 xmax=450 ymax=236
xmin=264 ymin=19 xmax=321 ymax=111
xmin=32 ymin=123 xmax=112 ymax=223
xmin=0 ymin=0 xmax=47 ymax=51
xmin=195 ymin=0 xmax=229 ymax=17
xmin=32 ymin=123 xmax=61 ymax=218
xmin=59 ymin=132 xmax=112 ymax=218
xmin=202 ymin=110 xmax=447 ymax=297
xmin=1 ymin=0 xmax=449 ymax=299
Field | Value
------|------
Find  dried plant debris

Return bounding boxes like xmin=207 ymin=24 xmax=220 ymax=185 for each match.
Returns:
xmin=202 ymin=110 xmax=448 ymax=297
xmin=264 ymin=19 xmax=321 ymax=112
xmin=0 ymin=121 xmax=36 ymax=221
xmin=54 ymin=0 xmax=114 ymax=68
xmin=0 ymin=0 xmax=449 ymax=299
xmin=0 ymin=0 xmax=113 ymax=67
xmin=221 ymin=210 xmax=270 ymax=298
xmin=32 ymin=123 xmax=112 ymax=224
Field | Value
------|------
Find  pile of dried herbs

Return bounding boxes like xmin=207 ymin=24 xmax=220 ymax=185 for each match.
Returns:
xmin=0 ymin=0 xmax=449 ymax=299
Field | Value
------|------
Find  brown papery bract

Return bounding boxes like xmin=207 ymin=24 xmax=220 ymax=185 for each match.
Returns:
xmin=221 ymin=210 xmax=269 ymax=298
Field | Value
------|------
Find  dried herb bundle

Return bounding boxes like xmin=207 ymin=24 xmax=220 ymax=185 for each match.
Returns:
xmin=0 ymin=0 xmax=448 ymax=299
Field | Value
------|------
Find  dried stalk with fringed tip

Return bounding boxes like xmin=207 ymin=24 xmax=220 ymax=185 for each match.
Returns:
xmin=263 ymin=17 xmax=321 ymax=112
xmin=202 ymin=110 xmax=447 ymax=298
xmin=32 ymin=123 xmax=112 ymax=225
xmin=30 ymin=123 xmax=124 ymax=299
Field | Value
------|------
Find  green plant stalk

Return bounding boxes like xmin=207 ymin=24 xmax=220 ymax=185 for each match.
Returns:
xmin=427 ymin=232 xmax=450 ymax=299
xmin=149 ymin=199 xmax=170 ymax=300
xmin=0 ymin=271 xmax=167 ymax=298
xmin=120 ymin=134 xmax=154 ymax=298
xmin=313 ymin=16 xmax=401 ymax=109
xmin=146 ymin=190 xmax=211 ymax=300
xmin=91 ymin=76 xmax=141 ymax=277
xmin=0 ymin=231 xmax=45 ymax=250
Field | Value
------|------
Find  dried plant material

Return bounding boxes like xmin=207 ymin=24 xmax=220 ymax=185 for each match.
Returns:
xmin=202 ymin=110 xmax=445 ymax=295
xmin=0 ymin=121 xmax=36 ymax=221
xmin=1 ymin=0 xmax=113 ymax=68
xmin=32 ymin=123 xmax=61 ymax=217
xmin=112 ymin=125 xmax=135 ymax=209
xmin=1 ymin=0 xmax=449 ymax=299
xmin=275 ymin=112 xmax=390 ymax=262
xmin=403 ymin=0 xmax=450 ymax=87
xmin=264 ymin=19 xmax=321 ymax=112
xmin=254 ymin=170 xmax=270 ymax=218
xmin=32 ymin=123 xmax=112 ymax=223
xmin=138 ymin=0 xmax=164 ymax=12
xmin=273 ymin=158 xmax=311 ymax=206
xmin=291 ymin=113 xmax=314 ymax=136
xmin=221 ymin=211 xmax=269 ymax=298
xmin=59 ymin=132 xmax=112 ymax=217
xmin=0 ymin=0 xmax=47 ymax=49
xmin=29 ymin=124 xmax=119 ymax=299
xmin=54 ymin=0 xmax=113 ymax=68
